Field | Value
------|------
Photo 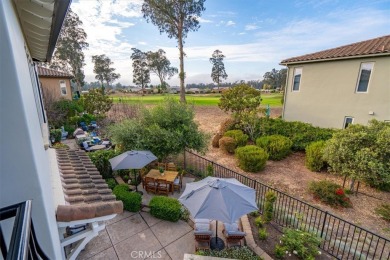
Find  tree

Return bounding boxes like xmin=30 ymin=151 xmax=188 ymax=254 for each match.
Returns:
xmin=109 ymin=98 xmax=208 ymax=160
xmin=81 ymin=89 xmax=113 ymax=115
xmin=219 ymin=84 xmax=262 ymax=119
xmin=263 ymin=68 xmax=287 ymax=90
xmin=147 ymin=49 xmax=178 ymax=91
xmin=50 ymin=9 xmax=89 ymax=93
xmin=142 ymin=0 xmax=206 ymax=103
xmin=131 ymin=48 xmax=150 ymax=93
xmin=323 ymin=120 xmax=390 ymax=191
xmin=209 ymin=49 xmax=228 ymax=89
xmin=92 ymin=54 xmax=120 ymax=93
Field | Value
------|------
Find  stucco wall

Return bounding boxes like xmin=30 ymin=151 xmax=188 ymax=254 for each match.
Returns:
xmin=283 ymin=56 xmax=390 ymax=128
xmin=0 ymin=0 xmax=62 ymax=259
xmin=40 ymin=77 xmax=72 ymax=101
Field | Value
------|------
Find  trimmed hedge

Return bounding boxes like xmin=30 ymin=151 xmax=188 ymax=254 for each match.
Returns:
xmin=256 ymin=135 xmax=292 ymax=160
xmin=149 ymin=196 xmax=182 ymax=222
xmin=236 ymin=145 xmax=268 ymax=172
xmin=105 ymin=178 xmax=117 ymax=190
xmin=219 ymin=136 xmax=237 ymax=154
xmin=113 ymin=184 xmax=142 ymax=212
xmin=305 ymin=141 xmax=326 ymax=171
xmin=259 ymin=118 xmax=335 ymax=151
xmin=224 ymin=130 xmax=249 ymax=147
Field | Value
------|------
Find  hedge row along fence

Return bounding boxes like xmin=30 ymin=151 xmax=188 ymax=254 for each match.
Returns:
xmin=183 ymin=150 xmax=390 ymax=260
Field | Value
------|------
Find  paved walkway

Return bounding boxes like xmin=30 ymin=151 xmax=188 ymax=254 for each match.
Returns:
xmin=77 ymin=211 xmax=195 ymax=260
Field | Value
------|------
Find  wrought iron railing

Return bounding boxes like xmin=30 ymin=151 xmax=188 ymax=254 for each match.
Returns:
xmin=0 ymin=200 xmax=48 ymax=260
xmin=184 ymin=150 xmax=390 ymax=260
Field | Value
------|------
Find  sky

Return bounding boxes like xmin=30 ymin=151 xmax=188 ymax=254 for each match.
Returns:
xmin=71 ymin=0 xmax=390 ymax=86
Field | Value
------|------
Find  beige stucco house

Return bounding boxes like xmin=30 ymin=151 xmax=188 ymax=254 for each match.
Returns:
xmin=280 ymin=35 xmax=390 ymax=129
xmin=38 ymin=66 xmax=73 ymax=101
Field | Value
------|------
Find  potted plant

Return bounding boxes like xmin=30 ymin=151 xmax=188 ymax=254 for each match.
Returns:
xmin=159 ymin=167 xmax=165 ymax=176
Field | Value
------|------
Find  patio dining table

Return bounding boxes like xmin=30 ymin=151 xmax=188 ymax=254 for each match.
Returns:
xmin=145 ymin=169 xmax=179 ymax=193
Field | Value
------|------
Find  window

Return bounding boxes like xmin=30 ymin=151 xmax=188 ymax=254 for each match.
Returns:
xmin=60 ymin=80 xmax=67 ymax=95
xmin=292 ymin=68 xmax=302 ymax=91
xmin=356 ymin=62 xmax=374 ymax=93
xmin=343 ymin=117 xmax=354 ymax=129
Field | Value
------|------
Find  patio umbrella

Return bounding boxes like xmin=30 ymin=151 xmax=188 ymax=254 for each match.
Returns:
xmin=179 ymin=176 xmax=258 ymax=249
xmin=109 ymin=150 xmax=157 ymax=192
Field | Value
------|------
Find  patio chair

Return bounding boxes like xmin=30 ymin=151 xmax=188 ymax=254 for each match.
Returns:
xmin=157 ymin=162 xmax=166 ymax=170
xmin=194 ymin=219 xmax=212 ymax=251
xmin=166 ymin=162 xmax=177 ymax=171
xmin=156 ymin=179 xmax=170 ymax=196
xmin=173 ymin=171 xmax=183 ymax=192
xmin=222 ymin=221 xmax=246 ymax=248
xmin=144 ymin=177 xmax=157 ymax=194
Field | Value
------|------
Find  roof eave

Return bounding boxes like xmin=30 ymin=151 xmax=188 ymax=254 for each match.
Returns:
xmin=280 ymin=52 xmax=390 ymax=66
xmin=44 ymin=0 xmax=71 ymax=62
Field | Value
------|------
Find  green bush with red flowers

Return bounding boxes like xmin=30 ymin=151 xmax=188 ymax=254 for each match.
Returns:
xmin=309 ymin=180 xmax=352 ymax=208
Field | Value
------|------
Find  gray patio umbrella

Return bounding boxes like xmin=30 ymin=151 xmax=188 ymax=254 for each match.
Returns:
xmin=179 ymin=176 xmax=258 ymax=249
xmin=109 ymin=150 xmax=157 ymax=192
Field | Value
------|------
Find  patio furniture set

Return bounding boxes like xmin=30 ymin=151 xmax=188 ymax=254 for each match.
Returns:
xmin=142 ymin=163 xmax=183 ymax=195
xmin=73 ymin=122 xmax=112 ymax=152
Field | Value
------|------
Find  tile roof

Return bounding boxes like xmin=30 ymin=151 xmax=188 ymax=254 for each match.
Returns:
xmin=37 ymin=66 xmax=73 ymax=78
xmin=281 ymin=35 xmax=390 ymax=64
xmin=55 ymin=149 xmax=123 ymax=222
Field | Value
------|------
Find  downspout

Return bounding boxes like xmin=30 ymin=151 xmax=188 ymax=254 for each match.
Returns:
xmin=282 ymin=66 xmax=289 ymax=119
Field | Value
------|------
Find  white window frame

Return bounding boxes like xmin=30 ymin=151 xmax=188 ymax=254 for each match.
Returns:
xmin=355 ymin=62 xmax=374 ymax=93
xmin=343 ymin=116 xmax=354 ymax=129
xmin=292 ymin=67 xmax=302 ymax=92
xmin=60 ymin=80 xmax=67 ymax=96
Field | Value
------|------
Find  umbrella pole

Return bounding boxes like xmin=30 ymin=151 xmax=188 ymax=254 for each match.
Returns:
xmin=134 ymin=170 xmax=138 ymax=192
xmin=215 ymin=220 xmax=218 ymax=243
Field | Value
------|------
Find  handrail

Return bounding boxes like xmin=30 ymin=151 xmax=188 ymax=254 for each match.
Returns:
xmin=0 ymin=200 xmax=49 ymax=260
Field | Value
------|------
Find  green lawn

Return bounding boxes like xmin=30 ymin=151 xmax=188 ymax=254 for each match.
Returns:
xmin=111 ymin=93 xmax=283 ymax=107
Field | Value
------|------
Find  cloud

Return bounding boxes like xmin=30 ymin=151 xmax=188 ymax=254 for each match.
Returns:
xmin=245 ymin=24 xmax=260 ymax=31
xmin=226 ymin=20 xmax=235 ymax=26
xmin=138 ymin=41 xmax=147 ymax=45
xmin=198 ymin=17 xmax=213 ymax=23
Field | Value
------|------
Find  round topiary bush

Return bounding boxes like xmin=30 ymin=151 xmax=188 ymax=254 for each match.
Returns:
xmin=305 ymin=141 xmax=326 ymax=171
xmin=235 ymin=145 xmax=268 ymax=172
xmin=219 ymin=117 xmax=237 ymax=134
xmin=212 ymin=133 xmax=223 ymax=148
xmin=219 ymin=136 xmax=237 ymax=154
xmin=256 ymin=135 xmax=292 ymax=160
xmin=224 ymin=130 xmax=248 ymax=147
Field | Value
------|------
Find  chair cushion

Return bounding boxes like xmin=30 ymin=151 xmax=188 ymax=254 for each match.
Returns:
xmin=195 ymin=223 xmax=210 ymax=231
xmin=194 ymin=230 xmax=212 ymax=235
xmin=226 ymin=231 xmax=246 ymax=236
xmin=224 ymin=223 xmax=239 ymax=232
xmin=195 ymin=219 xmax=210 ymax=224
xmin=173 ymin=178 xmax=180 ymax=184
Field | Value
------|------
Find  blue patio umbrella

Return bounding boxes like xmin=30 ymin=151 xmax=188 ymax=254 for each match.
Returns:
xmin=109 ymin=150 xmax=157 ymax=192
xmin=179 ymin=177 xmax=258 ymax=249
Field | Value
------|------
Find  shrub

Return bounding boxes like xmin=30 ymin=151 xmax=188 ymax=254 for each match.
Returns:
xmin=197 ymin=246 xmax=260 ymax=260
xmin=105 ymin=178 xmax=117 ymax=190
xmin=305 ymin=141 xmax=326 ymax=171
xmin=256 ymin=135 xmax=292 ymax=160
xmin=258 ymin=228 xmax=268 ymax=240
xmin=255 ymin=216 xmax=264 ymax=228
xmin=219 ymin=117 xmax=237 ymax=134
xmin=212 ymin=133 xmax=223 ymax=148
xmin=224 ymin=130 xmax=249 ymax=147
xmin=149 ymin=196 xmax=182 ymax=222
xmin=323 ymin=120 xmax=390 ymax=191
xmin=180 ymin=207 xmax=190 ymax=221
xmin=52 ymin=143 xmax=69 ymax=149
xmin=113 ymin=184 xmax=142 ymax=212
xmin=249 ymin=211 xmax=260 ymax=217
xmin=375 ymin=204 xmax=390 ymax=222
xmin=219 ymin=136 xmax=237 ymax=154
xmin=259 ymin=118 xmax=335 ymax=151
xmin=309 ymin=180 xmax=352 ymax=208
xmin=50 ymin=129 xmax=62 ymax=143
xmin=235 ymin=145 xmax=268 ymax=172
xmin=276 ymin=228 xmax=322 ymax=260
xmin=264 ymin=191 xmax=277 ymax=222
xmin=88 ymin=150 xmax=119 ymax=179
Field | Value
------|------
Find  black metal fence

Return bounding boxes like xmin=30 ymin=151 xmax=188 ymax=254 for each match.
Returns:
xmin=184 ymin=150 xmax=390 ymax=260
